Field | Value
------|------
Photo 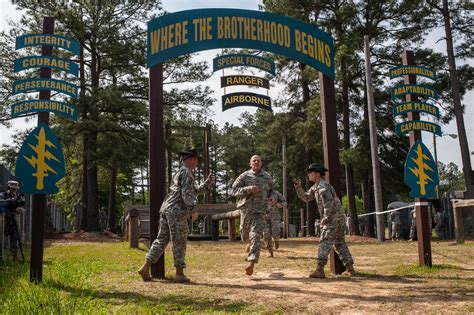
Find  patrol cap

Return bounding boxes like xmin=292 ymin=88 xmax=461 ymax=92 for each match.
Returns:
xmin=179 ymin=147 xmax=202 ymax=160
xmin=7 ymin=180 xmax=20 ymax=189
xmin=307 ymin=163 xmax=328 ymax=174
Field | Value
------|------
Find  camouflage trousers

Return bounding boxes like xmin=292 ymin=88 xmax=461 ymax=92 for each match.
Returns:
xmin=317 ymin=222 xmax=354 ymax=267
xmin=410 ymin=219 xmax=417 ymax=240
xmin=240 ymin=212 xmax=265 ymax=263
xmin=146 ymin=209 xmax=189 ymax=268
xmin=263 ymin=216 xmax=280 ymax=250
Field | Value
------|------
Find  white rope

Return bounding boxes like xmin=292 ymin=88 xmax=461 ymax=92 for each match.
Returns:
xmin=357 ymin=204 xmax=417 ymax=217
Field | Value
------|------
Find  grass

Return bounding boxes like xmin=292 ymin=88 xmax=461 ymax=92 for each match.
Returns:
xmin=1 ymin=238 xmax=473 ymax=314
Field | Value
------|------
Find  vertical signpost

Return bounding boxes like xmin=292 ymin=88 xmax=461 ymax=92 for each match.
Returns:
xmin=390 ymin=51 xmax=440 ymax=266
xmin=12 ymin=17 xmax=80 ymax=282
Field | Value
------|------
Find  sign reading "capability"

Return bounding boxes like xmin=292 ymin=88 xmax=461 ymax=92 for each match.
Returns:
xmin=221 ymin=75 xmax=269 ymax=89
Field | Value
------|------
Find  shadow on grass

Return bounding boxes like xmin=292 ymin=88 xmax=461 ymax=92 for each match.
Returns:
xmin=46 ymin=279 xmax=247 ymax=312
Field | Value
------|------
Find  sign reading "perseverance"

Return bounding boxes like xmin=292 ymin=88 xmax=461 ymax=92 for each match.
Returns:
xmin=221 ymin=75 xmax=269 ymax=89
xmin=222 ymin=92 xmax=271 ymax=112
xmin=13 ymin=78 xmax=78 ymax=99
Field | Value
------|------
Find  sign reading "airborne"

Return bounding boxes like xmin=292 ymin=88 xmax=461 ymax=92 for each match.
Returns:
xmin=222 ymin=92 xmax=272 ymax=112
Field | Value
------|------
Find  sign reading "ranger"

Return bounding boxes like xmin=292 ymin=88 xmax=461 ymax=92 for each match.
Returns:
xmin=221 ymin=75 xmax=269 ymax=89
xmin=222 ymin=92 xmax=271 ymax=112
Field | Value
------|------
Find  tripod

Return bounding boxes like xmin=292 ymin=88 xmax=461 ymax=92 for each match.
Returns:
xmin=5 ymin=212 xmax=25 ymax=262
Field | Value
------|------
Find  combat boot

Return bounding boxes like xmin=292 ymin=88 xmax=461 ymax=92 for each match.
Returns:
xmin=245 ymin=244 xmax=250 ymax=253
xmin=138 ymin=260 xmax=152 ymax=282
xmin=309 ymin=264 xmax=325 ymax=278
xmin=267 ymin=248 xmax=274 ymax=258
xmin=245 ymin=261 xmax=255 ymax=275
xmin=274 ymin=239 xmax=279 ymax=249
xmin=344 ymin=264 xmax=356 ymax=277
xmin=175 ymin=267 xmax=191 ymax=283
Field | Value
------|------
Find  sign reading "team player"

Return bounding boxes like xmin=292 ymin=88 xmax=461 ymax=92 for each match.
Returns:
xmin=393 ymin=102 xmax=440 ymax=118
xmin=222 ymin=92 xmax=271 ymax=112
xmin=221 ymin=75 xmax=269 ymax=89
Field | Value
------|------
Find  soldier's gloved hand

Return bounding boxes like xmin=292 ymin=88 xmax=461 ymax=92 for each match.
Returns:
xmin=268 ymin=197 xmax=277 ymax=205
xmin=191 ymin=211 xmax=198 ymax=221
xmin=206 ymin=173 xmax=215 ymax=185
xmin=293 ymin=179 xmax=302 ymax=188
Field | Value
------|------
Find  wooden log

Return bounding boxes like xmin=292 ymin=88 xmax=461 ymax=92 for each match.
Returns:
xmin=211 ymin=210 xmax=240 ymax=221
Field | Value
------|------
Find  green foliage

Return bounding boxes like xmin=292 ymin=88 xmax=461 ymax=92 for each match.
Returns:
xmin=342 ymin=195 xmax=364 ymax=215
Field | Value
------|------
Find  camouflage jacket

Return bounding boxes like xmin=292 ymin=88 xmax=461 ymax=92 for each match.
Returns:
xmin=161 ymin=165 xmax=211 ymax=216
xmin=296 ymin=179 xmax=345 ymax=228
xmin=266 ymin=191 xmax=287 ymax=220
xmin=232 ymin=169 xmax=276 ymax=214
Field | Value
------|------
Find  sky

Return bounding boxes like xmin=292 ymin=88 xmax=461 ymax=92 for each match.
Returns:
xmin=0 ymin=0 xmax=472 ymax=169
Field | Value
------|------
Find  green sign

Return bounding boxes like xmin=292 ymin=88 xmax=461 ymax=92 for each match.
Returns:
xmin=10 ymin=99 xmax=78 ymax=121
xmin=15 ymin=34 xmax=80 ymax=55
xmin=13 ymin=78 xmax=78 ymax=99
xmin=222 ymin=92 xmax=272 ymax=112
xmin=15 ymin=124 xmax=65 ymax=194
xmin=221 ymin=75 xmax=269 ymax=89
xmin=14 ymin=56 xmax=79 ymax=77
xmin=213 ymin=54 xmax=275 ymax=75
xmin=391 ymin=84 xmax=438 ymax=100
xmin=393 ymin=102 xmax=440 ymax=118
xmin=404 ymin=140 xmax=439 ymax=199
xmin=147 ymin=9 xmax=335 ymax=79
xmin=395 ymin=120 xmax=441 ymax=136
xmin=389 ymin=66 xmax=436 ymax=80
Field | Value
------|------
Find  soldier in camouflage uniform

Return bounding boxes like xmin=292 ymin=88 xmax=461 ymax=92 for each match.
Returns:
xmin=263 ymin=190 xmax=286 ymax=256
xmin=409 ymin=208 xmax=416 ymax=241
xmin=138 ymin=148 xmax=214 ymax=282
xmin=390 ymin=210 xmax=401 ymax=241
xmin=294 ymin=163 xmax=356 ymax=278
xmin=232 ymin=155 xmax=276 ymax=276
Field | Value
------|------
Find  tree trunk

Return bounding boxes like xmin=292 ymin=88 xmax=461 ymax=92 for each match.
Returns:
xmin=86 ymin=39 xmax=100 ymax=232
xmin=341 ymin=59 xmax=360 ymax=235
xmin=363 ymin=175 xmax=375 ymax=237
xmin=79 ymin=41 xmax=88 ymax=231
xmin=441 ymin=0 xmax=474 ymax=197
xmin=107 ymin=166 xmax=117 ymax=233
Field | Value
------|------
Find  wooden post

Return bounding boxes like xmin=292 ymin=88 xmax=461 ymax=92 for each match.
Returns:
xmin=30 ymin=17 xmax=54 ymax=284
xmin=402 ymin=50 xmax=432 ymax=267
xmin=319 ymin=72 xmax=345 ymax=275
xmin=228 ymin=218 xmax=236 ymax=242
xmin=282 ymin=135 xmax=289 ymax=238
xmin=128 ymin=209 xmax=139 ymax=248
xmin=453 ymin=205 xmax=464 ymax=244
xmin=149 ymin=64 xmax=166 ymax=278
xmin=211 ymin=220 xmax=219 ymax=241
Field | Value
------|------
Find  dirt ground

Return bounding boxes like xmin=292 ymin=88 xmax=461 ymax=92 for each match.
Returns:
xmin=124 ymin=238 xmax=474 ymax=313
xmin=44 ymin=234 xmax=474 ymax=313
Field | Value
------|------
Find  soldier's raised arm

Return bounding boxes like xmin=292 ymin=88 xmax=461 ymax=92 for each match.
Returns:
xmin=195 ymin=173 xmax=214 ymax=195
xmin=294 ymin=179 xmax=316 ymax=203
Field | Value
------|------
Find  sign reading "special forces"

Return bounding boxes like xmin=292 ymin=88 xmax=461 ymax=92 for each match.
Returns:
xmin=222 ymin=92 xmax=271 ymax=112
xmin=221 ymin=75 xmax=269 ymax=89
xmin=147 ymin=8 xmax=335 ymax=78
xmin=213 ymin=54 xmax=275 ymax=75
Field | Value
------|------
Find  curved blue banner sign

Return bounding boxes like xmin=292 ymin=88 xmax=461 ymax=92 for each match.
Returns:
xmin=13 ymin=78 xmax=78 ymax=99
xmin=10 ymin=99 xmax=78 ymax=121
xmin=16 ymin=34 xmax=80 ymax=56
xmin=14 ymin=56 xmax=79 ymax=77
xmin=395 ymin=120 xmax=442 ymax=136
xmin=213 ymin=54 xmax=275 ymax=75
xmin=391 ymin=84 xmax=438 ymax=101
xmin=390 ymin=66 xmax=436 ymax=81
xmin=147 ymin=9 xmax=335 ymax=79
xmin=222 ymin=92 xmax=272 ymax=112
xmin=16 ymin=124 xmax=65 ymax=194
xmin=393 ymin=102 xmax=440 ymax=118
xmin=404 ymin=140 xmax=439 ymax=199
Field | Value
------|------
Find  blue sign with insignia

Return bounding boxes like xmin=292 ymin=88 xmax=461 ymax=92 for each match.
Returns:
xmin=213 ymin=54 xmax=276 ymax=75
xmin=147 ymin=9 xmax=335 ymax=79
xmin=14 ymin=56 xmax=79 ymax=77
xmin=15 ymin=34 xmax=80 ymax=56
xmin=12 ymin=78 xmax=78 ymax=99
xmin=404 ymin=140 xmax=439 ymax=199
xmin=15 ymin=124 xmax=65 ymax=194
